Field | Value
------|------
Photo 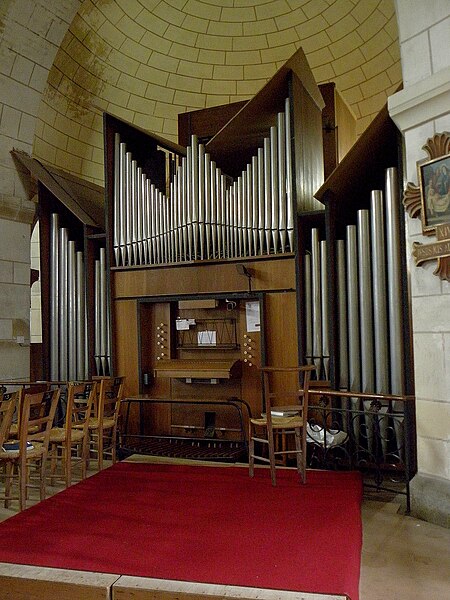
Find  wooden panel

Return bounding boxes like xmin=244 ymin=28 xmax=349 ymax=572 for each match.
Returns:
xmin=178 ymin=100 xmax=247 ymax=147
xmin=154 ymin=359 xmax=241 ymax=380
xmin=205 ymin=47 xmax=324 ymax=179
xmin=138 ymin=302 xmax=172 ymax=435
xmin=335 ymin=89 xmax=356 ymax=164
xmin=237 ymin=300 xmax=262 ymax=419
xmin=264 ymin=291 xmax=298 ymax=369
xmin=292 ymin=73 xmax=324 ymax=211
xmin=112 ymin=257 xmax=296 ymax=299
xmin=113 ymin=300 xmax=139 ymax=399
xmin=0 ymin=563 xmax=118 ymax=600
xmin=113 ymin=576 xmax=344 ymax=600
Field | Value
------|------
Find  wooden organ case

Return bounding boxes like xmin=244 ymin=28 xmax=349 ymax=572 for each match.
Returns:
xmin=103 ymin=48 xmax=328 ymax=459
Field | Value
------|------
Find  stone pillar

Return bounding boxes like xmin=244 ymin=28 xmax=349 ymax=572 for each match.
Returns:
xmin=0 ymin=0 xmax=80 ymax=380
xmin=389 ymin=0 xmax=450 ymax=528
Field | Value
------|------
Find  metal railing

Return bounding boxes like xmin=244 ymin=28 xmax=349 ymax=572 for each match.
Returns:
xmin=306 ymin=388 xmax=416 ymax=512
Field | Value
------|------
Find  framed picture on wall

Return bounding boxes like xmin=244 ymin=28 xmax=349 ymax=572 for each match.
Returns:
xmin=418 ymin=152 xmax=450 ymax=235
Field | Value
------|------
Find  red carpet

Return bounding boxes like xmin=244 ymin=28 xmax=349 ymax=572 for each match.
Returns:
xmin=0 ymin=462 xmax=362 ymax=599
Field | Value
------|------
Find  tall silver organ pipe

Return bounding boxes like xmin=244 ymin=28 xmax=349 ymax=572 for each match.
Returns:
xmin=357 ymin=210 xmax=374 ymax=394
xmin=112 ymin=97 xmax=302 ymax=266
xmin=76 ymin=251 xmax=86 ymax=381
xmin=311 ymin=228 xmax=322 ymax=378
xmin=277 ymin=111 xmax=287 ymax=253
xmin=346 ymin=225 xmax=361 ymax=393
xmin=58 ymin=227 xmax=68 ymax=381
xmin=301 ymin=170 xmax=404 ymax=453
xmin=67 ymin=240 xmax=77 ymax=380
xmin=270 ymin=125 xmax=279 ymax=253
xmin=320 ymin=240 xmax=330 ymax=379
xmin=285 ymin=97 xmax=294 ymax=252
xmin=50 ymin=213 xmax=59 ymax=381
xmin=336 ymin=239 xmax=348 ymax=390
xmin=346 ymin=224 xmax=361 ymax=438
xmin=304 ymin=253 xmax=312 ymax=366
xmin=370 ymin=190 xmax=389 ymax=393
xmin=49 ymin=212 xmax=110 ymax=380
xmin=385 ymin=167 xmax=405 ymax=396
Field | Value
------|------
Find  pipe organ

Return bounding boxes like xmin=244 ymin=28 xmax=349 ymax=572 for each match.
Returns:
xmin=103 ymin=48 xmax=413 ymax=468
xmin=49 ymin=213 xmax=111 ymax=380
xmin=113 ymin=98 xmax=297 ymax=268
xmin=304 ymin=168 xmax=406 ymax=450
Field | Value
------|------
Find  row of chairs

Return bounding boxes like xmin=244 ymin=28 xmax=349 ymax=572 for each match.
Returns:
xmin=0 ymin=376 xmax=124 ymax=511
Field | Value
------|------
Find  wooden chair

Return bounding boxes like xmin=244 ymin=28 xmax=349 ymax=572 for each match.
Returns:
xmin=8 ymin=382 xmax=52 ymax=439
xmin=248 ymin=365 xmax=315 ymax=486
xmin=84 ymin=376 xmax=125 ymax=471
xmin=0 ymin=390 xmax=19 ymax=452
xmin=48 ymin=381 xmax=97 ymax=487
xmin=0 ymin=388 xmax=60 ymax=510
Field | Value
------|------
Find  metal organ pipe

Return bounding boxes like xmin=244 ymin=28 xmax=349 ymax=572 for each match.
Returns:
xmin=304 ymin=252 xmax=312 ymax=366
xmin=277 ymin=111 xmax=287 ymax=253
xmin=58 ymin=227 xmax=68 ymax=381
xmin=346 ymin=224 xmax=361 ymax=438
xmin=76 ymin=251 xmax=86 ymax=381
xmin=68 ymin=240 xmax=77 ymax=381
xmin=94 ymin=259 xmax=101 ymax=375
xmin=336 ymin=239 xmax=348 ymax=390
xmin=385 ymin=167 xmax=404 ymax=396
xmin=270 ymin=125 xmax=279 ymax=253
xmin=357 ymin=210 xmax=374 ymax=394
xmin=311 ymin=228 xmax=322 ymax=378
xmin=346 ymin=225 xmax=361 ymax=393
xmin=257 ymin=147 xmax=265 ymax=255
xmin=50 ymin=213 xmax=59 ymax=381
xmin=263 ymin=137 xmax=272 ymax=254
xmin=320 ymin=240 xmax=330 ymax=379
xmin=371 ymin=190 xmax=389 ymax=393
xmin=111 ymin=98 xmax=299 ymax=266
xmin=285 ymin=97 xmax=294 ymax=252
xmin=113 ymin=133 xmax=120 ymax=266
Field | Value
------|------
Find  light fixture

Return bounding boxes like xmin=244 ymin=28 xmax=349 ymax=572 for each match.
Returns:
xmin=236 ymin=264 xmax=253 ymax=293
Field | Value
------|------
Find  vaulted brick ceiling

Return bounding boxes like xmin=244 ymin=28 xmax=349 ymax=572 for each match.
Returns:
xmin=34 ymin=0 xmax=401 ymax=185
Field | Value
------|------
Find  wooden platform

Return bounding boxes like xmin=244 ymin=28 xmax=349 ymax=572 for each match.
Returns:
xmin=0 ymin=564 xmax=346 ymax=600
xmin=0 ymin=457 xmax=349 ymax=600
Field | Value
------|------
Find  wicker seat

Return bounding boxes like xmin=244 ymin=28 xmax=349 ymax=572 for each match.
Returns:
xmin=0 ymin=388 xmax=60 ymax=510
xmin=48 ymin=381 xmax=97 ymax=487
xmin=249 ymin=365 xmax=315 ymax=486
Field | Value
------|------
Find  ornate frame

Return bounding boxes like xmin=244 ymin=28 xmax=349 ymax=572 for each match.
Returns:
xmin=402 ymin=132 xmax=450 ymax=281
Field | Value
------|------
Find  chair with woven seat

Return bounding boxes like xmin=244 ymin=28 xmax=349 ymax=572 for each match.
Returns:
xmin=7 ymin=382 xmax=52 ymax=439
xmin=84 ymin=376 xmax=125 ymax=471
xmin=48 ymin=381 xmax=97 ymax=488
xmin=0 ymin=388 xmax=60 ymax=510
xmin=249 ymin=365 xmax=315 ymax=486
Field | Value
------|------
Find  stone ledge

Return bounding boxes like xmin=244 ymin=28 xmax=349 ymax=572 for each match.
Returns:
xmin=388 ymin=66 xmax=450 ymax=132
xmin=0 ymin=194 xmax=36 ymax=224
xmin=410 ymin=472 xmax=450 ymax=528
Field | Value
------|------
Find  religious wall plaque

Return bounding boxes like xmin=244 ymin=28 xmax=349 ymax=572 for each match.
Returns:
xmin=402 ymin=132 xmax=450 ymax=281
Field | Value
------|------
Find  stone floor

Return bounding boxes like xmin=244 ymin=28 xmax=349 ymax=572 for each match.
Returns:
xmin=0 ymin=460 xmax=449 ymax=600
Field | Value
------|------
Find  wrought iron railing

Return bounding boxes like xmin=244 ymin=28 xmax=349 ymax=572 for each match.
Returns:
xmin=306 ymin=388 xmax=416 ymax=512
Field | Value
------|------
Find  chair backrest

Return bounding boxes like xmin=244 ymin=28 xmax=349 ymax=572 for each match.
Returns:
xmin=65 ymin=381 xmax=97 ymax=437
xmin=97 ymin=376 xmax=125 ymax=427
xmin=0 ymin=391 xmax=20 ymax=448
xmin=20 ymin=388 xmax=60 ymax=454
xmin=260 ymin=366 xmax=315 ymax=426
